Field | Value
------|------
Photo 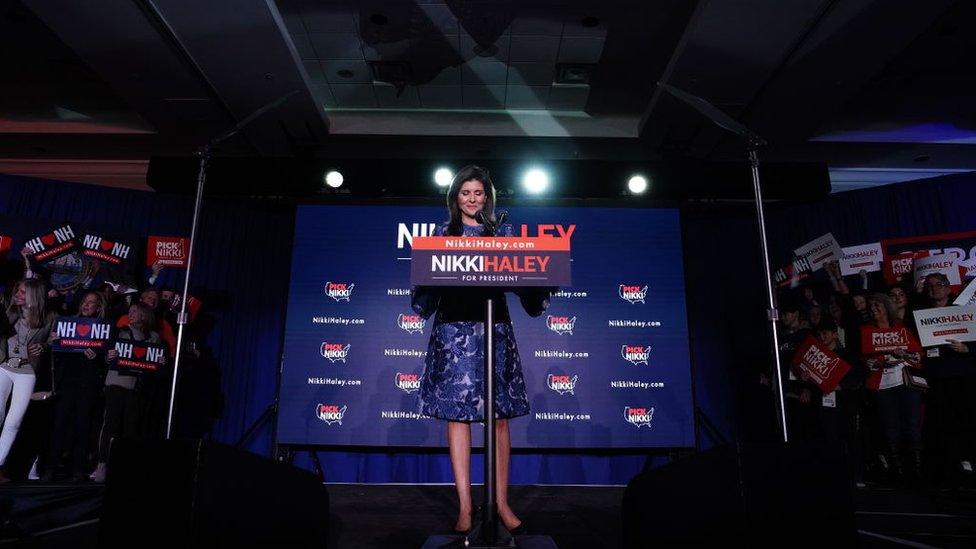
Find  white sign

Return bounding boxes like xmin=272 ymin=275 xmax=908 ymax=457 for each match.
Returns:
xmin=794 ymin=233 xmax=843 ymax=272
xmin=839 ymin=242 xmax=882 ymax=276
xmin=913 ymin=254 xmax=961 ymax=286
xmin=954 ymin=279 xmax=976 ymax=306
xmin=913 ymin=305 xmax=976 ymax=347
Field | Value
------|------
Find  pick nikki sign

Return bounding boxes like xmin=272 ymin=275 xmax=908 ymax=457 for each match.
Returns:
xmin=790 ymin=336 xmax=851 ymax=394
xmin=51 ymin=317 xmax=113 ymax=353
xmin=81 ymin=234 xmax=131 ymax=265
xmin=111 ymin=340 xmax=167 ymax=374
xmin=25 ymin=224 xmax=78 ymax=263
xmin=146 ymin=236 xmax=188 ymax=267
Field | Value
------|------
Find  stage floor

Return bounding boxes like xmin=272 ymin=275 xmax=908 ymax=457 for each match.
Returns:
xmin=2 ymin=482 xmax=975 ymax=548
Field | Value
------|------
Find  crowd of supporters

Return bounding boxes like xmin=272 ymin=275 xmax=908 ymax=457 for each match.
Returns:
xmin=0 ymin=253 xmax=214 ymax=483
xmin=768 ymin=260 xmax=976 ymax=489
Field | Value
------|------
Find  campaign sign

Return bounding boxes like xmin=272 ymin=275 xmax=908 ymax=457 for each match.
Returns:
xmin=790 ymin=336 xmax=851 ymax=394
xmin=840 ymin=242 xmax=882 ymax=276
xmin=913 ymin=254 xmax=962 ymax=289
xmin=147 ymin=236 xmax=188 ymax=267
xmin=883 ymin=251 xmax=919 ymax=285
xmin=913 ymin=305 xmax=976 ymax=347
xmin=24 ymin=224 xmax=78 ymax=263
xmin=51 ymin=317 xmax=113 ymax=353
xmin=0 ymin=235 xmax=11 ymax=255
xmin=955 ymin=279 xmax=976 ymax=306
xmin=410 ymin=236 xmax=571 ymax=287
xmin=81 ymin=234 xmax=132 ymax=265
xmin=883 ymin=231 xmax=976 ymax=285
xmin=794 ymin=233 xmax=842 ymax=272
xmin=774 ymin=256 xmax=811 ymax=288
xmin=111 ymin=340 xmax=167 ymax=374
xmin=861 ymin=324 xmax=921 ymax=355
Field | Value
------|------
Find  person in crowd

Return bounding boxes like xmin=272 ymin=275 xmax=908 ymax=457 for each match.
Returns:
xmin=0 ymin=279 xmax=55 ymax=483
xmin=411 ymin=165 xmax=550 ymax=535
xmin=919 ymin=272 xmax=976 ymax=488
xmin=851 ymin=293 xmax=872 ymax=324
xmin=779 ymin=299 xmax=819 ymax=440
xmin=861 ymin=293 xmax=924 ymax=485
xmin=42 ymin=291 xmax=108 ymax=482
xmin=91 ymin=301 xmax=160 ymax=483
xmin=117 ymin=288 xmax=176 ymax=357
xmin=888 ymin=285 xmax=913 ymax=325
xmin=816 ymin=320 xmax=864 ymax=480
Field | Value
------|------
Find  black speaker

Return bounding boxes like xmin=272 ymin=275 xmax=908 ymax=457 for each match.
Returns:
xmin=98 ymin=439 xmax=329 ymax=548
xmin=623 ymin=442 xmax=856 ymax=548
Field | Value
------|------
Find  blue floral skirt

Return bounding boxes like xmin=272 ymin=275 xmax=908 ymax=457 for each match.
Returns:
xmin=417 ymin=321 xmax=529 ymax=422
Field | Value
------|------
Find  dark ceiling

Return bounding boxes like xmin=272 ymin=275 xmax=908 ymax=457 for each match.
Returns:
xmin=0 ymin=0 xmax=973 ymax=193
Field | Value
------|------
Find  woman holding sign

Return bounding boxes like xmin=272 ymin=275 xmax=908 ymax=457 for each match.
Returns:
xmin=412 ymin=165 xmax=550 ymax=535
xmin=43 ymin=291 xmax=108 ymax=482
xmin=861 ymin=293 xmax=923 ymax=484
xmin=0 ymin=279 xmax=55 ymax=483
xmin=91 ymin=301 xmax=160 ymax=483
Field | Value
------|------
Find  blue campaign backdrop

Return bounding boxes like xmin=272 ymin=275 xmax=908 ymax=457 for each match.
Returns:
xmin=276 ymin=205 xmax=694 ymax=449
xmin=2 ymin=170 xmax=974 ymax=483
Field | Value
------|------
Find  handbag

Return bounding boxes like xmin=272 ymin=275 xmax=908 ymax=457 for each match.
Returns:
xmin=902 ymin=367 xmax=929 ymax=392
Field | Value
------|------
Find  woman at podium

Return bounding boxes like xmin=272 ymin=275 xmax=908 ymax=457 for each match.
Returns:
xmin=411 ymin=165 xmax=550 ymax=535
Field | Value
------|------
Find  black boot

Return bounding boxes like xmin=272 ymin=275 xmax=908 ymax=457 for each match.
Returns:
xmin=905 ymin=449 xmax=923 ymax=489
xmin=886 ymin=445 xmax=904 ymax=487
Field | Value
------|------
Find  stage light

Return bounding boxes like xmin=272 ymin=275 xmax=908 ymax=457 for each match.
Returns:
xmin=325 ymin=170 xmax=344 ymax=188
xmin=522 ymin=168 xmax=549 ymax=194
xmin=628 ymin=175 xmax=648 ymax=194
xmin=434 ymin=167 xmax=453 ymax=187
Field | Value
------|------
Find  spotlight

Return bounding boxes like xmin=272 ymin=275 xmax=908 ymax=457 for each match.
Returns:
xmin=324 ymin=170 xmax=344 ymax=188
xmin=434 ymin=167 xmax=453 ymax=187
xmin=522 ymin=168 xmax=549 ymax=194
xmin=628 ymin=174 xmax=648 ymax=194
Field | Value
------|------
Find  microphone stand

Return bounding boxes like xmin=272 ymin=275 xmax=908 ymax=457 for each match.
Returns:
xmin=165 ymin=91 xmax=298 ymax=440
xmin=657 ymin=82 xmax=790 ymax=443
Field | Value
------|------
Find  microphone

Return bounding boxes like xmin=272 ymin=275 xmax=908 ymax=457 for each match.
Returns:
xmin=474 ymin=209 xmax=501 ymax=236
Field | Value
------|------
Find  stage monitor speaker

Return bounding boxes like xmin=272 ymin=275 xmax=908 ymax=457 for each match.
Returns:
xmin=98 ymin=439 xmax=329 ymax=548
xmin=623 ymin=442 xmax=856 ymax=548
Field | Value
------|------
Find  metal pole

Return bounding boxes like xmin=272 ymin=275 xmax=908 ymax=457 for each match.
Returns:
xmin=749 ymin=147 xmax=789 ymax=443
xmin=481 ymin=297 xmax=498 ymax=545
xmin=166 ymin=146 xmax=209 ymax=439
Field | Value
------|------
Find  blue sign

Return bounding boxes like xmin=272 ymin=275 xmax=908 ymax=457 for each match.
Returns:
xmin=276 ymin=205 xmax=694 ymax=448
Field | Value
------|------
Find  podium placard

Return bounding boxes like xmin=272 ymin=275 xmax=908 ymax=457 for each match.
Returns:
xmin=410 ymin=236 xmax=571 ymax=287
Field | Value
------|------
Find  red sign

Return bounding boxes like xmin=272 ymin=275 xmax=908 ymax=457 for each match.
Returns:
xmin=147 ymin=236 xmax=188 ymax=267
xmin=0 ymin=235 xmax=11 ymax=255
xmin=790 ymin=336 xmax=851 ymax=394
xmin=882 ymin=231 xmax=976 ymax=285
xmin=860 ymin=324 xmax=922 ymax=355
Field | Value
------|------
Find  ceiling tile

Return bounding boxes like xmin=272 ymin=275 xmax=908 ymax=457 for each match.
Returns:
xmin=418 ymin=85 xmax=462 ymax=108
xmin=460 ymin=32 xmax=510 ymax=62
xmin=301 ymin=5 xmax=357 ymax=33
xmin=508 ymin=62 xmax=555 ymax=86
xmin=322 ymin=59 xmax=372 ymax=83
xmin=362 ymin=38 xmax=420 ymax=62
xmin=557 ymin=37 xmax=605 ymax=64
xmin=331 ymin=83 xmax=377 ymax=108
xmin=419 ymin=4 xmax=458 ymax=35
xmin=463 ymin=85 xmax=505 ymax=109
xmin=511 ymin=12 xmax=563 ymax=36
xmin=548 ymin=84 xmax=589 ymax=111
xmin=462 ymin=60 xmax=508 ymax=85
xmin=279 ymin=10 xmax=307 ymax=36
xmin=510 ymin=36 xmax=559 ymax=62
xmin=563 ymin=12 xmax=609 ymax=38
xmin=291 ymin=33 xmax=316 ymax=60
xmin=375 ymin=83 xmax=421 ymax=108
xmin=303 ymin=61 xmax=327 ymax=84
xmin=309 ymin=33 xmax=363 ymax=60
xmin=426 ymin=66 xmax=460 ymax=86
xmin=506 ymin=85 xmax=549 ymax=109
xmin=314 ymin=84 xmax=337 ymax=108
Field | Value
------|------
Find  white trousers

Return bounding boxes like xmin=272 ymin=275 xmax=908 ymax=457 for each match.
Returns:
xmin=0 ymin=367 xmax=36 ymax=466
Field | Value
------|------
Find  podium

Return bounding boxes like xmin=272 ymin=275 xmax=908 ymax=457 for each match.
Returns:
xmin=412 ymin=230 xmax=570 ymax=548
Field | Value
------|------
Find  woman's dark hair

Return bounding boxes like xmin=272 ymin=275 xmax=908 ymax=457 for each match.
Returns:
xmin=445 ymin=165 xmax=497 ymax=236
